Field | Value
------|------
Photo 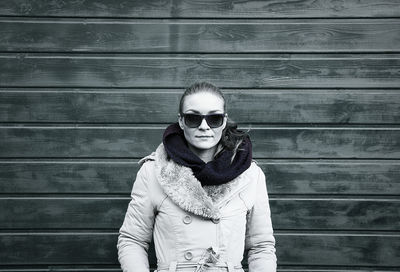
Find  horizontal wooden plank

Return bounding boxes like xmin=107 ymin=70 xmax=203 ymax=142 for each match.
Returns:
xmin=0 ymin=198 xmax=127 ymax=229
xmin=1 ymin=19 xmax=399 ymax=52
xmin=0 ymin=198 xmax=398 ymax=231
xmin=0 ymin=126 xmax=399 ymax=159
xmin=1 ymin=269 xmax=398 ymax=272
xmin=1 ymin=54 xmax=399 ymax=88
xmin=275 ymin=234 xmax=400 ymax=267
xmin=0 ymin=268 xmax=397 ymax=272
xmin=263 ymin=161 xmax=400 ymax=195
xmin=1 ymin=160 xmax=399 ymax=195
xmin=0 ymin=0 xmax=399 ymax=18
xmin=0 ymin=233 xmax=398 ymax=266
xmin=1 ymin=89 xmax=400 ymax=124
xmin=0 ymin=233 xmax=120 ymax=265
xmin=0 ymin=161 xmax=138 ymax=194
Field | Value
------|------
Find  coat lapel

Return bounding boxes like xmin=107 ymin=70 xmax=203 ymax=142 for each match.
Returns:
xmin=150 ymin=143 xmax=249 ymax=220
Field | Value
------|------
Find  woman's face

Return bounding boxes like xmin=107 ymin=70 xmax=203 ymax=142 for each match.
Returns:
xmin=178 ymin=92 xmax=227 ymax=151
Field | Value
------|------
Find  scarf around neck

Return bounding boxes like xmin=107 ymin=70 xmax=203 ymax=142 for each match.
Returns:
xmin=162 ymin=123 xmax=252 ymax=186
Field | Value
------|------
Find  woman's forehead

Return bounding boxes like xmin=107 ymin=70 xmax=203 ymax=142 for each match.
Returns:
xmin=182 ymin=92 xmax=224 ymax=113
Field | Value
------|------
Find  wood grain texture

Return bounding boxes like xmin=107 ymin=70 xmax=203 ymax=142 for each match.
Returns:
xmin=1 ymin=160 xmax=399 ymax=195
xmin=0 ymin=0 xmax=398 ymax=270
xmin=0 ymin=0 xmax=399 ymax=18
xmin=1 ymin=19 xmax=399 ymax=52
xmin=0 ymin=269 xmax=397 ymax=272
xmin=275 ymin=234 xmax=400 ymax=266
xmin=0 ymin=233 xmax=398 ymax=266
xmin=1 ymin=54 xmax=399 ymax=88
xmin=1 ymin=89 xmax=400 ymax=124
xmin=262 ymin=161 xmax=400 ymax=196
xmin=0 ymin=160 xmax=138 ymax=194
xmin=0 ymin=198 xmax=398 ymax=230
xmin=0 ymin=126 xmax=399 ymax=159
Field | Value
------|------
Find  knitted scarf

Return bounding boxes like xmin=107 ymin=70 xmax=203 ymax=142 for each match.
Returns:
xmin=162 ymin=123 xmax=252 ymax=186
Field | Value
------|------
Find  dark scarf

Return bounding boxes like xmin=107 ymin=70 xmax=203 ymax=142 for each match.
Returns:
xmin=162 ymin=123 xmax=252 ymax=186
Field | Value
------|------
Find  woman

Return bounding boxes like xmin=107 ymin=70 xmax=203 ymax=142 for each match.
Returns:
xmin=117 ymin=82 xmax=276 ymax=271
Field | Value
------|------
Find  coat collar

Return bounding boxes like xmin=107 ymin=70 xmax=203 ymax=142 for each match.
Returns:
xmin=140 ymin=143 xmax=252 ymax=220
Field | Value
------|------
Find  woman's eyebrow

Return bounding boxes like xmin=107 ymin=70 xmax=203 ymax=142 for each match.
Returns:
xmin=185 ymin=109 xmax=222 ymax=114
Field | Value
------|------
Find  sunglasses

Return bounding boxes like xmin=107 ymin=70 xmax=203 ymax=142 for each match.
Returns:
xmin=182 ymin=113 xmax=226 ymax=128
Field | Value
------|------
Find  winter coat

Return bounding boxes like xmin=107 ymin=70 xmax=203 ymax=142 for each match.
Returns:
xmin=117 ymin=143 xmax=276 ymax=272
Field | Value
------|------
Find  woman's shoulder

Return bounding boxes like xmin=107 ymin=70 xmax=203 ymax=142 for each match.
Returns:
xmin=235 ymin=161 xmax=265 ymax=192
xmin=244 ymin=159 xmax=265 ymax=179
xmin=138 ymin=151 xmax=156 ymax=165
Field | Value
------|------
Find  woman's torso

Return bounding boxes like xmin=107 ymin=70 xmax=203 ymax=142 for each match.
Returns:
xmin=141 ymin=159 xmax=261 ymax=271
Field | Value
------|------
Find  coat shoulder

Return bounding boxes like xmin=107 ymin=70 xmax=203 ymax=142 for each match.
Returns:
xmin=134 ymin=159 xmax=166 ymax=206
xmin=237 ymin=162 xmax=266 ymax=209
xmin=246 ymin=161 xmax=265 ymax=181
xmin=138 ymin=151 xmax=156 ymax=165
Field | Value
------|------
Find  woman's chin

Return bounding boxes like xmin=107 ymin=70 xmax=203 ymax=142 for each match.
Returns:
xmin=191 ymin=140 xmax=218 ymax=151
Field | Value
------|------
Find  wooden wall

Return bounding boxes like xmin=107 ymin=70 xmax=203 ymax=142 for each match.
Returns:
xmin=0 ymin=0 xmax=399 ymax=271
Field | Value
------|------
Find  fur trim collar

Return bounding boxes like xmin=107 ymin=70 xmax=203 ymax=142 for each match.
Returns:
xmin=140 ymin=144 xmax=251 ymax=220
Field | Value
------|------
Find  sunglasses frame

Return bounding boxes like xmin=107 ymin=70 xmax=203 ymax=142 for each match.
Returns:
xmin=181 ymin=113 xmax=227 ymax=128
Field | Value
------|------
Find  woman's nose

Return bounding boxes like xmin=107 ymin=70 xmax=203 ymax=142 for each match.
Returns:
xmin=198 ymin=117 xmax=210 ymax=130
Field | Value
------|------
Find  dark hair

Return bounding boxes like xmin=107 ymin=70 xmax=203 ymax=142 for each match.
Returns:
xmin=179 ymin=82 xmax=248 ymax=153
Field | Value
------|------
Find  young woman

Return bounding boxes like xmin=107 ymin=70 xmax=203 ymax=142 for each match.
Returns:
xmin=117 ymin=82 xmax=276 ymax=272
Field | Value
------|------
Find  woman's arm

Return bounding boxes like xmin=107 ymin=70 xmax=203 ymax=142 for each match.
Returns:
xmin=117 ymin=162 xmax=156 ymax=272
xmin=245 ymin=166 xmax=277 ymax=272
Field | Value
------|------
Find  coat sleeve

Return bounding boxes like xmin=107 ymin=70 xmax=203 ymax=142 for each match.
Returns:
xmin=117 ymin=162 xmax=156 ymax=272
xmin=245 ymin=166 xmax=277 ymax=272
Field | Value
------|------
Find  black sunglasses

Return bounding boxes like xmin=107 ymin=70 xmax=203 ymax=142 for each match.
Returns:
xmin=182 ymin=113 xmax=226 ymax=128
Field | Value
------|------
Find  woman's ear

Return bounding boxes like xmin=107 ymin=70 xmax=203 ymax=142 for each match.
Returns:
xmin=222 ymin=114 xmax=228 ymax=129
xmin=178 ymin=114 xmax=184 ymax=130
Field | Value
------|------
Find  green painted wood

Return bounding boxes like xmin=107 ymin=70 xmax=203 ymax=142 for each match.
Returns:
xmin=0 ymin=198 xmax=128 ymax=229
xmin=0 ymin=233 xmax=120 ymax=265
xmin=0 ymin=161 xmax=138 ymax=194
xmin=1 ymin=160 xmax=399 ymax=195
xmin=0 ymin=269 xmax=396 ymax=272
xmin=1 ymin=54 xmax=399 ymax=88
xmin=0 ymin=233 xmax=398 ymax=266
xmin=1 ymin=19 xmax=399 ymax=52
xmin=0 ymin=198 xmax=398 ymax=230
xmin=270 ymin=199 xmax=400 ymax=230
xmin=263 ymin=161 xmax=400 ymax=196
xmin=0 ymin=126 xmax=399 ymax=159
xmin=0 ymin=0 xmax=399 ymax=18
xmin=275 ymin=234 xmax=400 ymax=266
xmin=0 ymin=269 xmax=122 ymax=272
xmin=1 ymin=89 xmax=400 ymax=124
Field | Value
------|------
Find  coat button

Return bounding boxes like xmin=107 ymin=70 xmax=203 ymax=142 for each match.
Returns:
xmin=211 ymin=218 xmax=220 ymax=224
xmin=183 ymin=215 xmax=192 ymax=224
xmin=184 ymin=251 xmax=193 ymax=260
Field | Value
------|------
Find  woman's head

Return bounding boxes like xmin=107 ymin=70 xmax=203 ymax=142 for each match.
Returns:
xmin=178 ymin=82 xmax=227 ymax=152
xmin=178 ymin=82 xmax=248 ymax=159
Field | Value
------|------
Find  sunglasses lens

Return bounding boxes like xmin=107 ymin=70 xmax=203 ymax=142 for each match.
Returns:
xmin=183 ymin=114 xmax=224 ymax=128
xmin=184 ymin=114 xmax=203 ymax=128
xmin=206 ymin=114 xmax=224 ymax=128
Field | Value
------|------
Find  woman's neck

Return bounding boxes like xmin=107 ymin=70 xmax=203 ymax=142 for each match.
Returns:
xmin=188 ymin=144 xmax=217 ymax=163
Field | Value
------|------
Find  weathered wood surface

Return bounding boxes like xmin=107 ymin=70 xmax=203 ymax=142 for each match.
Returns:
xmin=0 ymin=126 xmax=399 ymax=158
xmin=0 ymin=0 xmax=399 ymax=18
xmin=0 ymin=198 xmax=398 ymax=230
xmin=1 ymin=19 xmax=399 ymax=52
xmin=0 ymin=233 xmax=398 ymax=266
xmin=0 ymin=269 xmax=397 ymax=272
xmin=0 ymin=0 xmax=398 ymax=271
xmin=0 ymin=268 xmax=396 ymax=272
xmin=1 ymin=54 xmax=399 ymax=88
xmin=1 ymin=160 xmax=399 ymax=195
xmin=1 ymin=89 xmax=400 ymax=124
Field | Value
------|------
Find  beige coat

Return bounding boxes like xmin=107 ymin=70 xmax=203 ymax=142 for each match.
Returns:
xmin=117 ymin=143 xmax=276 ymax=271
